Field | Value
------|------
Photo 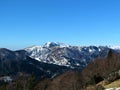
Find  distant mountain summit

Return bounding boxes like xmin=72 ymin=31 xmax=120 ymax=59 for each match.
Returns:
xmin=43 ymin=42 xmax=69 ymax=48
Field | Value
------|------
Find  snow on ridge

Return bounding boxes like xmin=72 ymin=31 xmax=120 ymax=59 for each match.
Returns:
xmin=109 ymin=46 xmax=120 ymax=50
xmin=24 ymin=45 xmax=42 ymax=51
xmin=24 ymin=42 xmax=116 ymax=68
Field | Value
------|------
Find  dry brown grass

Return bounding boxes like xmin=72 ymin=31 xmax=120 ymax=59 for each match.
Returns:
xmin=104 ymin=79 xmax=120 ymax=89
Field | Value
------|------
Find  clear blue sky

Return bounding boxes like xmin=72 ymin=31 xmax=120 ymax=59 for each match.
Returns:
xmin=0 ymin=0 xmax=120 ymax=50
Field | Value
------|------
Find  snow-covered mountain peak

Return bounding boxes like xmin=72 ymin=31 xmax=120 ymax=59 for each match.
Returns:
xmin=44 ymin=42 xmax=58 ymax=48
xmin=43 ymin=42 xmax=69 ymax=48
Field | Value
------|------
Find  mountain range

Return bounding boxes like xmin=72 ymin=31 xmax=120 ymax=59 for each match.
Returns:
xmin=25 ymin=42 xmax=120 ymax=69
xmin=0 ymin=42 xmax=120 ymax=90
xmin=1 ymin=42 xmax=120 ymax=75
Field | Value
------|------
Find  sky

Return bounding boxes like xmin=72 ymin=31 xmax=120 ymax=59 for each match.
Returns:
xmin=0 ymin=0 xmax=120 ymax=50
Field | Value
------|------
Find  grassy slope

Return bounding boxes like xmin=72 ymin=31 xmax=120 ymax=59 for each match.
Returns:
xmin=104 ymin=79 xmax=120 ymax=89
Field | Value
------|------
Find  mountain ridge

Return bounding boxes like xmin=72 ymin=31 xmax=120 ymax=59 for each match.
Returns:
xmin=1 ymin=42 xmax=120 ymax=70
xmin=0 ymin=42 xmax=120 ymax=90
xmin=24 ymin=42 xmax=114 ymax=69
